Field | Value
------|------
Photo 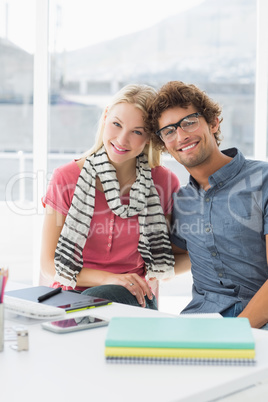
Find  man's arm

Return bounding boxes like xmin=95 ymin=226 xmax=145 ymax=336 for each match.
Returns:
xmin=238 ymin=234 xmax=268 ymax=328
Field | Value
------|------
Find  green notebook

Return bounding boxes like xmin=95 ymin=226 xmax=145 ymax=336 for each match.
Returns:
xmin=105 ymin=317 xmax=255 ymax=365
xmin=105 ymin=317 xmax=255 ymax=349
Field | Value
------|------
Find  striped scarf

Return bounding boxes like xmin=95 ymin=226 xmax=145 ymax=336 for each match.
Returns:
xmin=54 ymin=146 xmax=175 ymax=288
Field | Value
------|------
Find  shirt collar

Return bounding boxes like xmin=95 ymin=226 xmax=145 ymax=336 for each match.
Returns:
xmin=189 ymin=148 xmax=245 ymax=189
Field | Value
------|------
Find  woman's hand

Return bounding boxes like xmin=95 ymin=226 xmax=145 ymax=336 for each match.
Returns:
xmin=40 ymin=206 xmax=154 ymax=308
xmin=104 ymin=273 xmax=153 ymax=307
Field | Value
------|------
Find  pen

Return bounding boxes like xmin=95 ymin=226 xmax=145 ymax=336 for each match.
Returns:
xmin=38 ymin=287 xmax=62 ymax=302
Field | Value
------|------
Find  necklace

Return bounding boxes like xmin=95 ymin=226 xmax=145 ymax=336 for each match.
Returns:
xmin=119 ymin=172 xmax=136 ymax=194
xmin=95 ymin=172 xmax=136 ymax=194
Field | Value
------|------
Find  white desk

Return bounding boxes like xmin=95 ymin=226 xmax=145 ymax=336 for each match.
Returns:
xmin=1 ymin=289 xmax=268 ymax=402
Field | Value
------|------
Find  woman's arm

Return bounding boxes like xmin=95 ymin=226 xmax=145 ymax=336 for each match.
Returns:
xmin=165 ymin=214 xmax=191 ymax=275
xmin=40 ymin=205 xmax=153 ymax=306
xmin=172 ymin=243 xmax=191 ymax=275
xmin=40 ymin=205 xmax=65 ymax=281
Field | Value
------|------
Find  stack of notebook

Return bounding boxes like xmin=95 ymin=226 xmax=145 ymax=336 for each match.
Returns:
xmin=105 ymin=317 xmax=256 ymax=365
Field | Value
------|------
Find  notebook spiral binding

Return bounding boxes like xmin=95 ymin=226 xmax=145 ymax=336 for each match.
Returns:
xmin=106 ymin=357 xmax=257 ymax=366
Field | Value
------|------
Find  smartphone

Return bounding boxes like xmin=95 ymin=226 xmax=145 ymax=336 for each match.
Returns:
xmin=41 ymin=315 xmax=109 ymax=334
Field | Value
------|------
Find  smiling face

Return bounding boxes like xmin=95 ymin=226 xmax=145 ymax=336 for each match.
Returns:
xmin=158 ymin=106 xmax=219 ymax=169
xmin=103 ymin=102 xmax=150 ymax=168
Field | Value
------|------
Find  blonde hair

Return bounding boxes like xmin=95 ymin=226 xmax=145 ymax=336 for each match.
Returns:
xmin=85 ymin=84 xmax=161 ymax=167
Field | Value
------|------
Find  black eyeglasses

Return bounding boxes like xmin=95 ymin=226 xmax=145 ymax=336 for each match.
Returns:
xmin=156 ymin=112 xmax=203 ymax=143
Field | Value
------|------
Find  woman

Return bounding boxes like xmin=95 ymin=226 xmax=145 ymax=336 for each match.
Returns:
xmin=41 ymin=84 xmax=179 ymax=309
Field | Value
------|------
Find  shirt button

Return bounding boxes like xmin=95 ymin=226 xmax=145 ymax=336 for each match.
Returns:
xmin=205 ymin=227 xmax=210 ymax=233
xmin=218 ymin=273 xmax=223 ymax=277
xmin=219 ymin=182 xmax=223 ymax=187
xmin=109 ymin=235 xmax=112 ymax=239
xmin=110 ymin=219 xmax=114 ymax=223
xmin=205 ymin=197 xmax=210 ymax=202
xmin=108 ymin=243 xmax=111 ymax=247
xmin=211 ymin=252 xmax=217 ymax=257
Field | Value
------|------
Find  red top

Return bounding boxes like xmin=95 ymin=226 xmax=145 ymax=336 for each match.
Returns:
xmin=43 ymin=160 xmax=180 ymax=290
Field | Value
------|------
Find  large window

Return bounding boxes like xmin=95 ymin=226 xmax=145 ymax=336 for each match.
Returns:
xmin=48 ymin=0 xmax=259 ymax=183
xmin=1 ymin=0 xmax=267 ymax=285
xmin=0 ymin=0 xmax=35 ymax=283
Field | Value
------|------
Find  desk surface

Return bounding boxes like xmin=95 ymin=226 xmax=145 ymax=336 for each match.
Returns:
xmin=1 ymin=286 xmax=268 ymax=402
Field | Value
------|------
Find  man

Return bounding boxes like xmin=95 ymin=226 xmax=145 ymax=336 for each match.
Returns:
xmin=149 ymin=81 xmax=268 ymax=329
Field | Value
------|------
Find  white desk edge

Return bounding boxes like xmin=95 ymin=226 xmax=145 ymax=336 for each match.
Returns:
xmin=1 ymin=282 xmax=268 ymax=402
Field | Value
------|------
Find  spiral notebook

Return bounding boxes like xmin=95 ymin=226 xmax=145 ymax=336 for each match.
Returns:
xmin=105 ymin=317 xmax=256 ymax=365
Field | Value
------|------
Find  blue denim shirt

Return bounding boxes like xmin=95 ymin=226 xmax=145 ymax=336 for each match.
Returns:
xmin=171 ymin=148 xmax=268 ymax=314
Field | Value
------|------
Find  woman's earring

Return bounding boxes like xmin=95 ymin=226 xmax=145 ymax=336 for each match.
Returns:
xmin=104 ymin=107 xmax=109 ymax=122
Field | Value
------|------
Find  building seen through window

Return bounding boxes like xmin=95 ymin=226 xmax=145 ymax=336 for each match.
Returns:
xmin=0 ymin=0 xmax=266 ymax=284
xmin=0 ymin=0 xmax=258 ymax=202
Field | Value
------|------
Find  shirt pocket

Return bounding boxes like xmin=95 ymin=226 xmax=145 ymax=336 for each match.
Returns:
xmin=222 ymin=213 xmax=265 ymax=261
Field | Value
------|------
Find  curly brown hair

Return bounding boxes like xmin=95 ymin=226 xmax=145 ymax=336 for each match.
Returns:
xmin=149 ymin=81 xmax=223 ymax=151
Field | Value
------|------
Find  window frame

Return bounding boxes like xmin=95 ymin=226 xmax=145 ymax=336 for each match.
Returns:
xmin=32 ymin=0 xmax=268 ymax=284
